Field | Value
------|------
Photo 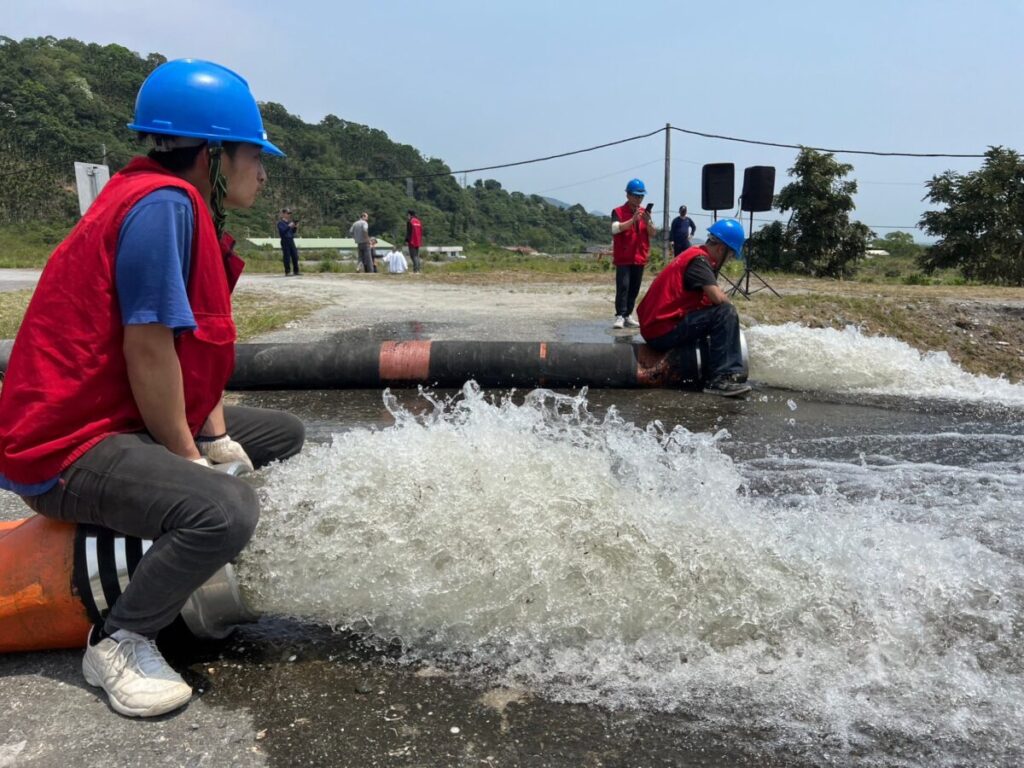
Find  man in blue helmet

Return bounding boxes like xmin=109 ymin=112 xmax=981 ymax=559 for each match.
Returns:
xmin=610 ymin=178 xmax=656 ymax=329
xmin=0 ymin=59 xmax=305 ymax=716
xmin=637 ymin=219 xmax=752 ymax=396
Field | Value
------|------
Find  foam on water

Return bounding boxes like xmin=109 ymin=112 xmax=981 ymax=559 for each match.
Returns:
xmin=239 ymin=383 xmax=1024 ymax=764
xmin=747 ymin=322 xmax=1024 ymax=405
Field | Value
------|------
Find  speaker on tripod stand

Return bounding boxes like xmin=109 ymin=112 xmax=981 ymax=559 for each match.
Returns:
xmin=728 ymin=166 xmax=780 ymax=299
xmin=701 ymin=163 xmax=734 ymax=219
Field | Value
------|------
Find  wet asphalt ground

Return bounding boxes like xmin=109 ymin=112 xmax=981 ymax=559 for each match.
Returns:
xmin=0 ymin=271 xmax=841 ymax=767
xmin=0 ymin=430 xmax=801 ymax=768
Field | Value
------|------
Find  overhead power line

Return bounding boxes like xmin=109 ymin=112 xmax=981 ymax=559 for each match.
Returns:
xmin=273 ymin=128 xmax=666 ymax=184
xmin=0 ymin=153 xmax=85 ymax=180
xmin=538 ymin=158 xmax=663 ymax=195
xmin=668 ymin=126 xmax=985 ymax=158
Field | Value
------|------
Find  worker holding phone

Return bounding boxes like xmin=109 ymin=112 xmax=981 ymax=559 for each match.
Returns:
xmin=610 ymin=178 xmax=656 ymax=329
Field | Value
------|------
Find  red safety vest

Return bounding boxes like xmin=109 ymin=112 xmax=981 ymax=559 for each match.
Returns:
xmin=637 ymin=246 xmax=714 ymax=341
xmin=407 ymin=217 xmax=423 ymax=247
xmin=0 ymin=156 xmax=243 ymax=485
xmin=611 ymin=202 xmax=650 ymax=267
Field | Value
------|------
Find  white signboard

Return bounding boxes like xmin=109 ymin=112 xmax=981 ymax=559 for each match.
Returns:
xmin=74 ymin=162 xmax=110 ymax=215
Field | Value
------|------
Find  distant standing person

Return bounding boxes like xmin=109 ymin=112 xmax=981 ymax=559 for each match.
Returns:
xmin=610 ymin=178 xmax=655 ymax=329
xmin=277 ymin=208 xmax=299 ymax=275
xmin=349 ymin=211 xmax=373 ymax=273
xmin=369 ymin=237 xmax=380 ymax=273
xmin=670 ymin=205 xmax=696 ymax=256
xmin=406 ymin=210 xmax=423 ymax=273
xmin=637 ymin=219 xmax=751 ymax=397
xmin=382 ymin=245 xmax=408 ymax=273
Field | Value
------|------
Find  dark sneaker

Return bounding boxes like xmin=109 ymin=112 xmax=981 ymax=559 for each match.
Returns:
xmin=703 ymin=378 xmax=752 ymax=397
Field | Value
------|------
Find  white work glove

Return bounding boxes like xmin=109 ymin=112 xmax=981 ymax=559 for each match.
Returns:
xmin=191 ymin=457 xmax=214 ymax=468
xmin=196 ymin=434 xmax=254 ymax=471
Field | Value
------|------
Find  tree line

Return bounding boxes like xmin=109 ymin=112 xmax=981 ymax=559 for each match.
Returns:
xmin=1 ymin=36 xmax=1020 ymax=282
xmin=747 ymin=146 xmax=1024 ymax=286
xmin=0 ymin=36 xmax=608 ymax=251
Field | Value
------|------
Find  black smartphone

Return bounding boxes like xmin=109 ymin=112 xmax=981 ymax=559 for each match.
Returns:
xmin=645 ymin=203 xmax=654 ymax=213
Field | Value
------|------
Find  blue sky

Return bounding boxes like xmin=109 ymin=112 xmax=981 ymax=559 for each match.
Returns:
xmin=7 ymin=0 xmax=1022 ymax=240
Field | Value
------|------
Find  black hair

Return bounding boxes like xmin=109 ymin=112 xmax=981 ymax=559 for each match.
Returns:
xmin=141 ymin=135 xmax=243 ymax=172
xmin=407 ymin=209 xmax=416 ymax=217
xmin=145 ymin=142 xmax=205 ymax=172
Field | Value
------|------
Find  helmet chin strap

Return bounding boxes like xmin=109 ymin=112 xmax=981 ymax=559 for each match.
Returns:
xmin=208 ymin=145 xmax=228 ymax=238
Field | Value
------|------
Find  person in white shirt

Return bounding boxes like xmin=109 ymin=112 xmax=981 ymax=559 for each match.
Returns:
xmin=381 ymin=247 xmax=408 ymax=274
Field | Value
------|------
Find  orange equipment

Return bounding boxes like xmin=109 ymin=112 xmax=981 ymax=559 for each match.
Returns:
xmin=0 ymin=515 xmax=255 ymax=653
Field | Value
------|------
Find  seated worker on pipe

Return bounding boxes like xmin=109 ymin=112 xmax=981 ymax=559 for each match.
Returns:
xmin=0 ymin=59 xmax=305 ymax=718
xmin=636 ymin=219 xmax=752 ymax=397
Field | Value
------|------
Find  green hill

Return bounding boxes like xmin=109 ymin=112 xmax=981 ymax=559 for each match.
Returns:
xmin=0 ymin=36 xmax=609 ymax=251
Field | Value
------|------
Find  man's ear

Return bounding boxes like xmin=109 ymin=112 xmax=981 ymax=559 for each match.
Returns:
xmin=195 ymin=145 xmax=212 ymax=173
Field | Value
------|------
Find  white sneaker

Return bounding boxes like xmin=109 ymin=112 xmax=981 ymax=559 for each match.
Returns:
xmin=82 ymin=627 xmax=192 ymax=717
xmin=613 ymin=315 xmax=626 ymax=329
xmin=623 ymin=316 xmax=640 ymax=328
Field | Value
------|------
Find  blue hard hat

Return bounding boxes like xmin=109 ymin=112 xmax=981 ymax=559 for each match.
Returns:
xmin=127 ymin=59 xmax=284 ymax=156
xmin=707 ymin=218 xmax=746 ymax=260
xmin=625 ymin=178 xmax=647 ymax=196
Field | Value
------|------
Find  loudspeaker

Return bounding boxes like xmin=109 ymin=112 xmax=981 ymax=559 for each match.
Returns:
xmin=740 ymin=166 xmax=776 ymax=212
xmin=701 ymin=163 xmax=735 ymax=211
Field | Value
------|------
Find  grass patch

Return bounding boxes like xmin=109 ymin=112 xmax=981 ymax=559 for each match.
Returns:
xmin=0 ymin=224 xmax=71 ymax=267
xmin=0 ymin=290 xmax=32 ymax=337
xmin=0 ymin=289 xmax=321 ymax=342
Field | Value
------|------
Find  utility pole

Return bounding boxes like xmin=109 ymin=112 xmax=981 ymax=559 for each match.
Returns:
xmin=100 ymin=143 xmax=108 ymax=167
xmin=663 ymin=123 xmax=671 ymax=260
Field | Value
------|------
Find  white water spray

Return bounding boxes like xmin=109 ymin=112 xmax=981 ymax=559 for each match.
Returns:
xmin=239 ymin=382 xmax=1024 ymax=763
xmin=747 ymin=322 xmax=1024 ymax=405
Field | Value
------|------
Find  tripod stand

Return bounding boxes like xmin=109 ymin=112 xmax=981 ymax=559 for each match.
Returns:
xmin=723 ymin=210 xmax=780 ymax=300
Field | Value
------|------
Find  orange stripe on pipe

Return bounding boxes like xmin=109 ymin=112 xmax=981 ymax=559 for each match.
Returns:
xmin=539 ymin=342 xmax=548 ymax=360
xmin=379 ymin=340 xmax=432 ymax=382
xmin=635 ymin=345 xmax=672 ymax=387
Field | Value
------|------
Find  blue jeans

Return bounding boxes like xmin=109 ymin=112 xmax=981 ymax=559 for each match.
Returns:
xmin=280 ymin=239 xmax=299 ymax=274
xmin=646 ymin=303 xmax=745 ymax=382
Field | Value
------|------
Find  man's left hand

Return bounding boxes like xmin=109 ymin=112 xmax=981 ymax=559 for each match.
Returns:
xmin=197 ymin=434 xmax=254 ymax=471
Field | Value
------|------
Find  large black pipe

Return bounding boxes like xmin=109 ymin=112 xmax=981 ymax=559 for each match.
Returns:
xmin=229 ymin=335 xmax=749 ymax=390
xmin=0 ymin=335 xmax=747 ymax=391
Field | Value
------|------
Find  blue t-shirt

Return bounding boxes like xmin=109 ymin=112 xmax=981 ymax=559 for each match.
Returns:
xmin=116 ymin=187 xmax=196 ymax=333
xmin=0 ymin=188 xmax=197 ymax=496
xmin=670 ymin=216 xmax=696 ymax=249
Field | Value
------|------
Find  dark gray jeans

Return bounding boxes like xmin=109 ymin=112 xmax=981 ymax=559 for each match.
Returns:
xmin=357 ymin=242 xmax=375 ymax=273
xmin=24 ymin=405 xmax=304 ymax=636
xmin=614 ymin=264 xmax=645 ymax=318
xmin=646 ymin=302 xmax=745 ymax=383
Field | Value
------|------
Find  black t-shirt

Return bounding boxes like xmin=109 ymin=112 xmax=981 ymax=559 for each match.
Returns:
xmin=683 ymin=255 xmax=717 ymax=292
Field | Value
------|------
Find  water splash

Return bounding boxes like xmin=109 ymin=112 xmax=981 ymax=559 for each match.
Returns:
xmin=747 ymin=323 xmax=1024 ymax=405
xmin=238 ymin=383 xmax=1024 ymax=764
